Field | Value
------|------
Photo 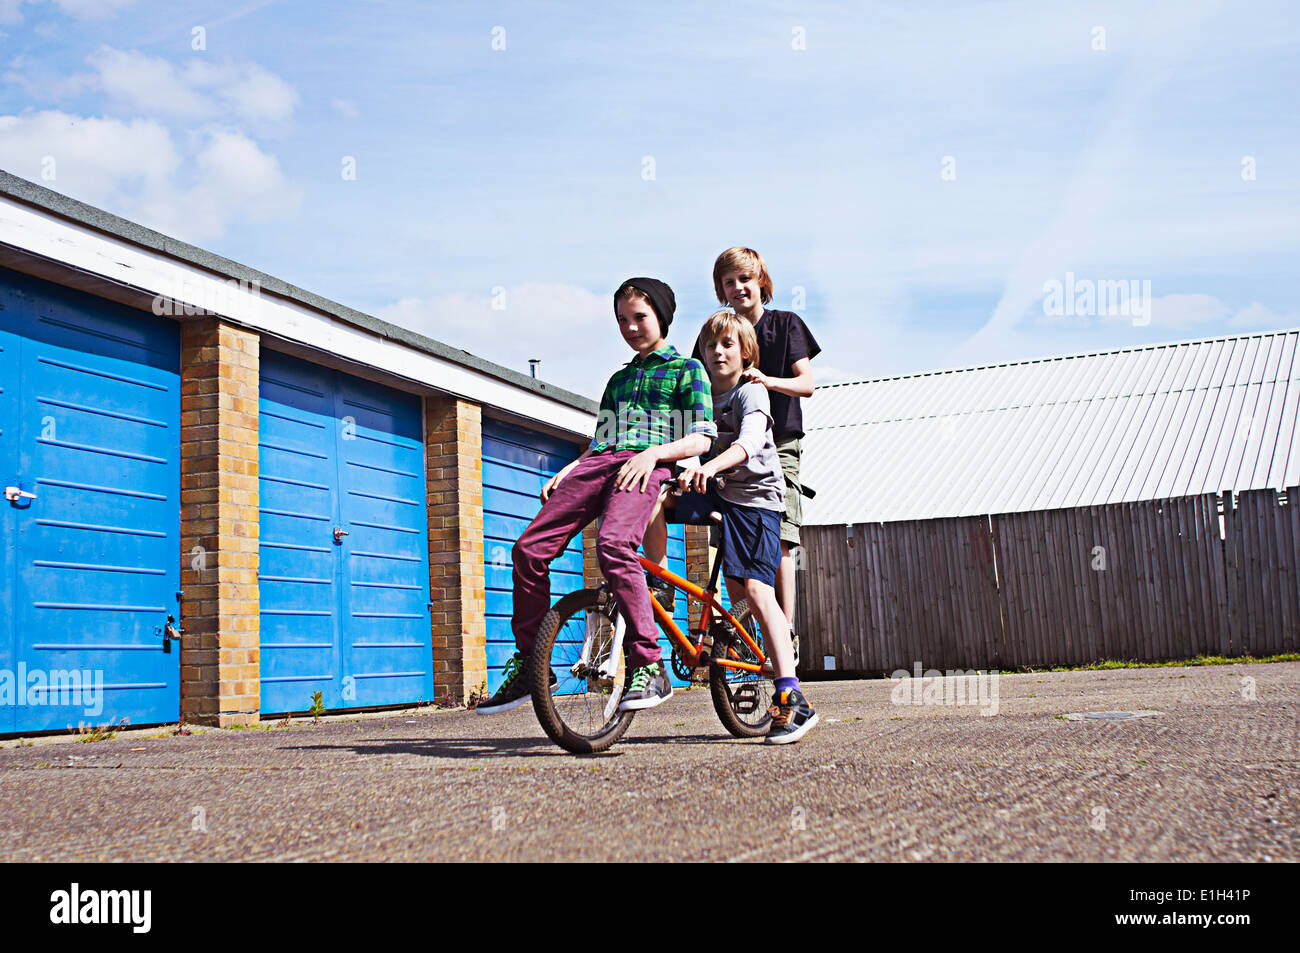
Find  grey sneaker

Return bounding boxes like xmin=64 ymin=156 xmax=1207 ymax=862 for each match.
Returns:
xmin=617 ymin=661 xmax=674 ymax=711
xmin=765 ymin=688 xmax=818 ymax=744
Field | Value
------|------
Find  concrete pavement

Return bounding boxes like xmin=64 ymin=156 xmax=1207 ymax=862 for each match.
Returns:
xmin=1 ymin=662 xmax=1295 ymax=861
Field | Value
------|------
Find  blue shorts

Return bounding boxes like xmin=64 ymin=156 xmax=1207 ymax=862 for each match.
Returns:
xmin=666 ymin=488 xmax=782 ymax=588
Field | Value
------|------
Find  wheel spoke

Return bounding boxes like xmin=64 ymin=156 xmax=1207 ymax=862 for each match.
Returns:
xmin=709 ymin=600 xmax=774 ymax=736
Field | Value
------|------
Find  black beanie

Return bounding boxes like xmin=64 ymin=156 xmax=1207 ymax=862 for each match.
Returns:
xmin=615 ymin=277 xmax=676 ymax=336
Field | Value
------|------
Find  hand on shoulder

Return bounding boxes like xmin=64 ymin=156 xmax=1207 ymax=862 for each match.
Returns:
xmin=737 ymin=378 xmax=773 ymax=414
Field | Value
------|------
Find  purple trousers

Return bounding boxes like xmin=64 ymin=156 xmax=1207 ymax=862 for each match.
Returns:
xmin=512 ymin=450 xmax=669 ymax=668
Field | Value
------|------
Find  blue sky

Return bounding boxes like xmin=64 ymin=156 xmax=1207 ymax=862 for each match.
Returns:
xmin=1 ymin=0 xmax=1297 ymax=396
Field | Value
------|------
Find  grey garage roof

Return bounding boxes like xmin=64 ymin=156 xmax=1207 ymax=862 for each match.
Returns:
xmin=801 ymin=328 xmax=1300 ymax=525
xmin=0 ymin=169 xmax=598 ymax=415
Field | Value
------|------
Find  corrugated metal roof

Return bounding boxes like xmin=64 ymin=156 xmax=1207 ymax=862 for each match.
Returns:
xmin=801 ymin=328 xmax=1300 ymax=525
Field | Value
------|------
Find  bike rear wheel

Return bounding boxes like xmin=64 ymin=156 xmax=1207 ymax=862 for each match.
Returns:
xmin=708 ymin=599 xmax=774 ymax=738
xmin=530 ymin=588 xmax=636 ymax=754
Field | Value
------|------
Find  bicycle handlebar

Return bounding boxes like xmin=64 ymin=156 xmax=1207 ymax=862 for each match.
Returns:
xmin=667 ymin=473 xmax=726 ymax=495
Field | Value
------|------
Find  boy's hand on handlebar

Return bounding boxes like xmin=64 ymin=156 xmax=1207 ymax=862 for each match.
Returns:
xmin=677 ymin=464 xmax=715 ymax=494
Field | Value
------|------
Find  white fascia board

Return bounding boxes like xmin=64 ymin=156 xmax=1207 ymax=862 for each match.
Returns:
xmin=0 ymin=194 xmax=597 ymax=439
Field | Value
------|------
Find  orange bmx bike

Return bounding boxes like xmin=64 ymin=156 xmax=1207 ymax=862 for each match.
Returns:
xmin=528 ymin=480 xmax=774 ymax=754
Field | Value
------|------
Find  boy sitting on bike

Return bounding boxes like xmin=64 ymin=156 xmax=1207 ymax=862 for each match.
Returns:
xmin=476 ymin=277 xmax=716 ymax=715
xmin=655 ymin=309 xmax=818 ymax=743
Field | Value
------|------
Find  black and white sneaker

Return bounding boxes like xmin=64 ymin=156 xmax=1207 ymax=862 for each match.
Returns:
xmin=475 ymin=653 xmax=556 ymax=715
xmin=765 ymin=689 xmax=818 ymax=744
xmin=617 ymin=661 xmax=674 ymax=711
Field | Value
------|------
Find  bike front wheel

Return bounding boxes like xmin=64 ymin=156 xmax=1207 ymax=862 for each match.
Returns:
xmin=530 ymin=588 xmax=636 ymax=754
xmin=708 ymin=599 xmax=774 ymax=738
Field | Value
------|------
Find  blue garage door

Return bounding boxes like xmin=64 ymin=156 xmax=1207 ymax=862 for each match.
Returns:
xmin=483 ymin=419 xmax=584 ymax=694
xmin=258 ymin=351 xmax=433 ymax=713
xmin=481 ymin=418 xmax=689 ymax=692
xmin=0 ymin=268 xmax=181 ymax=734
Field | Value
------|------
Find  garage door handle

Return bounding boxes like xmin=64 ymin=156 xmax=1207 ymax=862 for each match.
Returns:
xmin=4 ymin=486 xmax=36 ymax=502
xmin=333 ymin=528 xmax=350 ymax=543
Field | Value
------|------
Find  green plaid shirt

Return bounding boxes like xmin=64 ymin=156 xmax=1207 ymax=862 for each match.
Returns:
xmin=590 ymin=345 xmax=716 ymax=453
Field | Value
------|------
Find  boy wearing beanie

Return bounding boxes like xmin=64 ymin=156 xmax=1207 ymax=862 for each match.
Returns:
xmin=477 ymin=277 xmax=716 ymax=714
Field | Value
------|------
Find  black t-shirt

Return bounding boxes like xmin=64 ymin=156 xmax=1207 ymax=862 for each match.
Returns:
xmin=692 ymin=309 xmax=820 ymax=440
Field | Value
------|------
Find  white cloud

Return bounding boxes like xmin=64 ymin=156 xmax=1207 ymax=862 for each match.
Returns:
xmin=0 ymin=110 xmax=300 ymax=243
xmin=0 ymin=110 xmax=178 ymax=198
xmin=51 ymin=0 xmax=137 ymax=17
xmin=0 ymin=0 xmax=137 ymax=21
xmin=0 ymin=42 xmax=302 ymax=245
xmin=810 ymin=364 xmax=857 ymax=386
xmin=191 ymin=128 xmax=298 ymax=219
xmin=3 ymin=47 xmax=299 ymax=128
xmin=1145 ymin=293 xmax=1228 ymax=328
xmin=1020 ymin=285 xmax=1297 ymax=336
xmin=88 ymin=46 xmax=298 ymax=126
xmin=377 ymin=283 xmax=625 ymax=397
xmin=332 ymin=98 xmax=360 ymax=119
xmin=189 ymin=58 xmax=297 ymax=123
xmin=89 ymin=47 xmax=207 ymax=116
xmin=1093 ymin=294 xmax=1296 ymax=331
xmin=3 ymin=63 xmax=96 ymax=101
xmin=1227 ymin=301 xmax=1298 ymax=329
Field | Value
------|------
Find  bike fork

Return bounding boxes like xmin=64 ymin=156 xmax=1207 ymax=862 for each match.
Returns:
xmin=572 ymin=603 xmax=629 ymax=722
xmin=602 ymin=613 xmax=629 ymax=720
xmin=570 ymin=608 xmax=627 ymax=677
xmin=573 ymin=609 xmax=599 ymax=676
xmin=600 ymin=613 xmax=626 ymax=680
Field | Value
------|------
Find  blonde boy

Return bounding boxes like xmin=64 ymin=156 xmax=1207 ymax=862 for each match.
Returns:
xmin=659 ymin=310 xmax=818 ymax=743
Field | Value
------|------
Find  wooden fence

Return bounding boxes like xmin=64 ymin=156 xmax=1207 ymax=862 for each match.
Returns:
xmin=795 ymin=486 xmax=1299 ymax=673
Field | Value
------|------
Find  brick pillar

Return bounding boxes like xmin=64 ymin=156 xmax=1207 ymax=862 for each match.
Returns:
xmin=582 ymin=524 xmax=603 ymax=589
xmin=685 ymin=524 xmax=710 ymax=589
xmin=179 ymin=319 xmax=260 ymax=727
xmin=425 ymin=397 xmax=486 ymax=704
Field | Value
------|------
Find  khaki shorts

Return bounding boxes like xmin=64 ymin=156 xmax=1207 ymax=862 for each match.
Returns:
xmin=776 ymin=435 xmax=802 ymax=547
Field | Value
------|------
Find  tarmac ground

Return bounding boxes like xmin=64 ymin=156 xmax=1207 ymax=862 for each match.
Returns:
xmin=0 ymin=662 xmax=1295 ymax=862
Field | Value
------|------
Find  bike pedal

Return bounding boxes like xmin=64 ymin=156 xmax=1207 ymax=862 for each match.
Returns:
xmin=732 ymin=684 xmax=760 ymax=714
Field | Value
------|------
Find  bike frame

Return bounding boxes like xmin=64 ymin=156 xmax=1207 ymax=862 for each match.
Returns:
xmin=638 ymin=553 xmax=766 ymax=674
